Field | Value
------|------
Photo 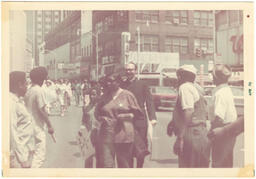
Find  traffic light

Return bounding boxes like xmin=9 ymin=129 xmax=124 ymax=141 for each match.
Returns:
xmin=196 ymin=48 xmax=202 ymax=57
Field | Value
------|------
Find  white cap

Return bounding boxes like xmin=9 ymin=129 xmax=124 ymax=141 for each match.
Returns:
xmin=178 ymin=65 xmax=197 ymax=75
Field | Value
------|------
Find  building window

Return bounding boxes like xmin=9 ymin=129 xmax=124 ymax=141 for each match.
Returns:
xmin=165 ymin=11 xmax=188 ymax=25
xmin=117 ymin=11 xmax=128 ymax=22
xmin=239 ymin=10 xmax=243 ymax=24
xmin=229 ymin=10 xmax=239 ymax=26
xmin=95 ymin=22 xmax=103 ymax=33
xmin=45 ymin=24 xmax=51 ymax=29
xmin=45 ymin=18 xmax=51 ymax=22
xmin=135 ymin=11 xmax=159 ymax=23
xmin=180 ymin=11 xmax=188 ymax=24
xmin=136 ymin=35 xmax=159 ymax=52
xmin=194 ymin=38 xmax=213 ymax=53
xmin=103 ymin=16 xmax=113 ymax=31
xmin=165 ymin=37 xmax=188 ymax=54
xmin=193 ymin=11 xmax=213 ymax=27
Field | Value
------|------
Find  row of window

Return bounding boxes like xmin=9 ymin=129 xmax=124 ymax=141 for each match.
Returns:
xmin=71 ymin=42 xmax=81 ymax=59
xmin=85 ymin=36 xmax=212 ymax=55
xmin=94 ymin=12 xmax=128 ymax=34
xmin=81 ymin=45 xmax=92 ymax=57
xmin=95 ymin=15 xmax=114 ymax=34
xmin=135 ymin=10 xmax=214 ymax=27
xmin=133 ymin=35 xmax=213 ymax=54
xmin=216 ymin=10 xmax=243 ymax=28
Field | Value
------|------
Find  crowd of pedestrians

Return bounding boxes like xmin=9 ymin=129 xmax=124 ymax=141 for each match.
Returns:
xmin=9 ymin=60 xmax=244 ymax=168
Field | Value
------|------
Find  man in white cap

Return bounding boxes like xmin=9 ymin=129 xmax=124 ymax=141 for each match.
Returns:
xmin=207 ymin=64 xmax=238 ymax=168
xmin=171 ymin=64 xmax=210 ymax=168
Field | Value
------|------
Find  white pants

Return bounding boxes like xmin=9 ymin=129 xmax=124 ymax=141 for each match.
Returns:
xmin=10 ymin=154 xmax=21 ymax=168
xmin=31 ymin=126 xmax=46 ymax=168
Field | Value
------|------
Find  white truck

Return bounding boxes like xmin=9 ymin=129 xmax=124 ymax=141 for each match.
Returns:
xmin=127 ymin=51 xmax=179 ymax=86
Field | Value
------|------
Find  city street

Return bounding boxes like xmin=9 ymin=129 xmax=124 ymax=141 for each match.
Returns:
xmin=43 ymin=104 xmax=244 ymax=168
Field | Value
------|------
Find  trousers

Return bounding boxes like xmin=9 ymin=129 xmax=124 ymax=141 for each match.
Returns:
xmin=31 ymin=125 xmax=46 ymax=168
xmin=10 ymin=155 xmax=22 ymax=168
xmin=178 ymin=124 xmax=210 ymax=168
xmin=99 ymin=142 xmax=133 ymax=168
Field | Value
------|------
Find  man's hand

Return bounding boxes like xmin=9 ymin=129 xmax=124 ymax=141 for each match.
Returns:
xmin=173 ymin=137 xmax=184 ymax=156
xmin=151 ymin=119 xmax=157 ymax=126
xmin=48 ymin=126 xmax=54 ymax=135
xmin=207 ymin=127 xmax=226 ymax=140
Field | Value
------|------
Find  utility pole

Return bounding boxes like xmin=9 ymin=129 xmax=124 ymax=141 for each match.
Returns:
xmin=96 ymin=32 xmax=99 ymax=81
xmin=137 ymin=26 xmax=140 ymax=80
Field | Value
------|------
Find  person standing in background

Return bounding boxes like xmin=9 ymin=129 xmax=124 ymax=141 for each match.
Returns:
xmin=208 ymin=64 xmax=238 ymax=168
xmin=24 ymin=67 xmax=55 ymax=168
xmin=81 ymin=88 xmax=101 ymax=168
xmin=171 ymin=65 xmax=210 ymax=168
xmin=9 ymin=71 xmax=35 ymax=168
xmin=75 ymin=80 xmax=82 ymax=106
xmin=120 ymin=62 xmax=157 ymax=168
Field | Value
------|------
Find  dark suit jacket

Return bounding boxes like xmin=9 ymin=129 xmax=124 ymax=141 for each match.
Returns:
xmin=120 ymin=78 xmax=157 ymax=128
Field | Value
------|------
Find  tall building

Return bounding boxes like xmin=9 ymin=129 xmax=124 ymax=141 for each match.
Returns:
xmin=92 ymin=10 xmax=214 ymax=77
xmin=28 ymin=10 xmax=74 ymax=66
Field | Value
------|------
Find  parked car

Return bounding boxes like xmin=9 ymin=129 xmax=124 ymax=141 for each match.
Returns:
xmin=204 ymin=85 xmax=244 ymax=117
xmin=150 ymin=86 xmax=177 ymax=111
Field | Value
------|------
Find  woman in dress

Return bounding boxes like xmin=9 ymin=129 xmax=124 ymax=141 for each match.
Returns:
xmin=96 ymin=73 xmax=143 ymax=168
xmin=81 ymin=87 xmax=101 ymax=168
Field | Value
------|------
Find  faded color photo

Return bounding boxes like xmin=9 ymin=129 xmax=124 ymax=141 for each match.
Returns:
xmin=8 ymin=10 xmax=244 ymax=169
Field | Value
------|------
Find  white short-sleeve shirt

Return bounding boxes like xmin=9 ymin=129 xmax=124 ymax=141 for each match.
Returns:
xmin=212 ymin=85 xmax=237 ymax=123
xmin=179 ymin=82 xmax=200 ymax=110
xmin=25 ymin=85 xmax=47 ymax=129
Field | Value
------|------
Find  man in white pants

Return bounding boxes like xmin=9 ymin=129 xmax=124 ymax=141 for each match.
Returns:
xmin=9 ymin=71 xmax=35 ymax=168
xmin=25 ymin=67 xmax=55 ymax=168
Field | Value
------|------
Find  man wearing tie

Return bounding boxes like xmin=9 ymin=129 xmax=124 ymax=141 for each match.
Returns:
xmin=120 ymin=62 xmax=157 ymax=168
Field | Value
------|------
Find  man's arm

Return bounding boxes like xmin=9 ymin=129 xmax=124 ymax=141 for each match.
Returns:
xmin=208 ymin=116 xmax=244 ymax=139
xmin=36 ymin=91 xmax=54 ymax=134
xmin=39 ymin=105 xmax=53 ymax=129
xmin=144 ymin=83 xmax=157 ymax=123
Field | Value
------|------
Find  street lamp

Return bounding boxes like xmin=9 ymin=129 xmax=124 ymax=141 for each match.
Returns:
xmin=136 ymin=20 xmax=149 ymax=80
xmin=136 ymin=26 xmax=140 ymax=79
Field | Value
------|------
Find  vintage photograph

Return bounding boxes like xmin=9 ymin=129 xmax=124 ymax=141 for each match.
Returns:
xmin=2 ymin=1 xmax=254 ymax=177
